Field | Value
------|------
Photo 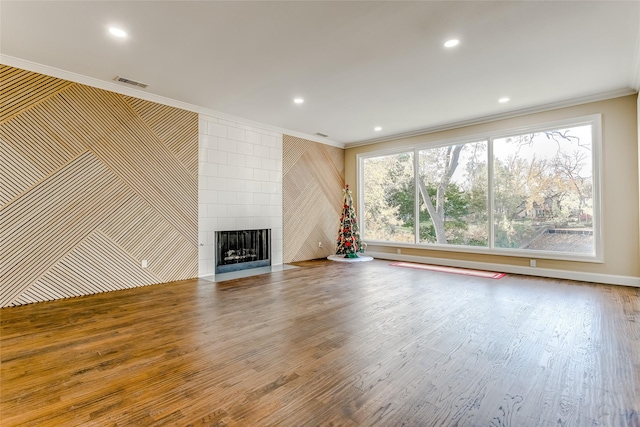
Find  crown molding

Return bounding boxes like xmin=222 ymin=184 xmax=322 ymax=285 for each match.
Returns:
xmin=345 ymin=88 xmax=637 ymax=148
xmin=0 ymin=55 xmax=345 ymax=149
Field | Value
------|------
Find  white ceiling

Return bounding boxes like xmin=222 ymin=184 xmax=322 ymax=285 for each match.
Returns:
xmin=2 ymin=1 xmax=639 ymax=146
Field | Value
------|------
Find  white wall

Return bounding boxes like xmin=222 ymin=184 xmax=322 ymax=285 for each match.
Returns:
xmin=198 ymin=115 xmax=283 ymax=277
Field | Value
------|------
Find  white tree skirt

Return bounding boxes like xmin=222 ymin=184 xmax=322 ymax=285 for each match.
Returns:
xmin=327 ymin=255 xmax=374 ymax=263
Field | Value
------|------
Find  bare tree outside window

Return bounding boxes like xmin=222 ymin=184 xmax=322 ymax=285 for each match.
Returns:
xmin=417 ymin=141 xmax=488 ymax=245
xmin=493 ymin=125 xmax=593 ymax=253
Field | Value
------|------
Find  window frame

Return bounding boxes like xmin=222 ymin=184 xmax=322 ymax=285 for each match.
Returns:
xmin=358 ymin=147 xmax=418 ymax=244
xmin=357 ymin=114 xmax=603 ymax=263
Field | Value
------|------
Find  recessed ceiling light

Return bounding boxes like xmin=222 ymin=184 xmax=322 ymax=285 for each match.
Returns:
xmin=109 ymin=27 xmax=127 ymax=38
xmin=444 ymin=39 xmax=460 ymax=48
xmin=374 ymin=126 xmax=382 ymax=132
xmin=498 ymin=97 xmax=510 ymax=103
xmin=293 ymin=98 xmax=304 ymax=104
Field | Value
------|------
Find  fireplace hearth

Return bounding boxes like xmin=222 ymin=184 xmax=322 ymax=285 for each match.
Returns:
xmin=215 ymin=229 xmax=271 ymax=274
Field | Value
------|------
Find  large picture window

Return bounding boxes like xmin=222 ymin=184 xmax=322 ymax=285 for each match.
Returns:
xmin=359 ymin=115 xmax=601 ymax=261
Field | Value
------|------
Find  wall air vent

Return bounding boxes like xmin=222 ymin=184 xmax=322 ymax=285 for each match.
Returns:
xmin=113 ymin=76 xmax=148 ymax=88
xmin=315 ymin=132 xmax=329 ymax=138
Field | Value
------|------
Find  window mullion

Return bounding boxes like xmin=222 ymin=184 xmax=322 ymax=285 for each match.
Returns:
xmin=414 ymin=148 xmax=420 ymax=244
xmin=357 ymin=155 xmax=364 ymax=239
xmin=487 ymin=138 xmax=495 ymax=250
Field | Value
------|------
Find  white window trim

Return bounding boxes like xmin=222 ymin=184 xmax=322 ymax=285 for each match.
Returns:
xmin=357 ymin=114 xmax=603 ymax=263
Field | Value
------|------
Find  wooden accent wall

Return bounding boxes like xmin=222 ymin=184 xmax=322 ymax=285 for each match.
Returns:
xmin=0 ymin=66 xmax=198 ymax=307
xmin=283 ymin=135 xmax=344 ymax=262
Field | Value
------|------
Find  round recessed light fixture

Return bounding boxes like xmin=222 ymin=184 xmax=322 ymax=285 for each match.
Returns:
xmin=498 ymin=97 xmax=510 ymax=103
xmin=109 ymin=27 xmax=127 ymax=38
xmin=444 ymin=39 xmax=460 ymax=48
xmin=374 ymin=126 xmax=382 ymax=132
xmin=293 ymin=98 xmax=304 ymax=104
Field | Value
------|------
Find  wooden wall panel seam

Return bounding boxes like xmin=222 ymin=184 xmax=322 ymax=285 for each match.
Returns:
xmin=0 ymin=67 xmax=76 ymax=124
xmin=55 ymin=86 xmax=198 ymax=243
xmin=86 ymin=144 xmax=199 ymax=248
xmin=13 ymin=230 xmax=163 ymax=306
xmin=1 ymin=79 xmax=73 ymax=118
xmin=3 ymin=160 xmax=147 ymax=306
xmin=51 ymin=84 xmax=196 ymax=242
xmin=87 ymin=142 xmax=198 ymax=246
xmin=122 ymin=96 xmax=198 ymax=176
xmin=0 ymin=140 xmax=45 ymax=208
xmin=2 ymin=178 xmax=133 ymax=306
xmin=0 ymin=150 xmax=89 ymax=211
xmin=120 ymin=95 xmax=197 ymax=175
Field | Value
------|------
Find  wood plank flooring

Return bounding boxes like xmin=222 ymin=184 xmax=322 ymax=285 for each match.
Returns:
xmin=1 ymin=259 xmax=639 ymax=426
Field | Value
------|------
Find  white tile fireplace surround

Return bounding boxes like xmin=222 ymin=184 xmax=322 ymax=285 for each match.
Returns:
xmin=198 ymin=114 xmax=283 ymax=277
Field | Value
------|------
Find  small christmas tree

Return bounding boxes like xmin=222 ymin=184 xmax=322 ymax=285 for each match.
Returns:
xmin=335 ymin=184 xmax=365 ymax=258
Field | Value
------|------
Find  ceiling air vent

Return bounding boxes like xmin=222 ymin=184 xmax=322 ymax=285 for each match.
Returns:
xmin=315 ymin=132 xmax=329 ymax=138
xmin=113 ymin=75 xmax=148 ymax=88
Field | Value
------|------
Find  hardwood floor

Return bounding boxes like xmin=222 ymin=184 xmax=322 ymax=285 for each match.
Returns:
xmin=1 ymin=259 xmax=639 ymax=426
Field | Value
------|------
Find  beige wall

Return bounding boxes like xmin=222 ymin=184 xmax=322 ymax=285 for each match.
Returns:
xmin=346 ymin=95 xmax=640 ymax=279
xmin=283 ymin=135 xmax=344 ymax=262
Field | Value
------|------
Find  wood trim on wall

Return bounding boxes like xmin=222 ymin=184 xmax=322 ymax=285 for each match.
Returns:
xmin=0 ymin=65 xmax=198 ymax=307
xmin=283 ymin=135 xmax=344 ymax=262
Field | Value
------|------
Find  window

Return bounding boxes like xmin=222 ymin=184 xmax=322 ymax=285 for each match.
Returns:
xmin=492 ymin=125 xmax=595 ymax=254
xmin=358 ymin=115 xmax=601 ymax=261
xmin=362 ymin=151 xmax=414 ymax=243
xmin=418 ymin=141 xmax=488 ymax=246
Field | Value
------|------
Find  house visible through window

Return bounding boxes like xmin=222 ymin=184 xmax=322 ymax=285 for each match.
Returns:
xmin=358 ymin=115 xmax=601 ymax=261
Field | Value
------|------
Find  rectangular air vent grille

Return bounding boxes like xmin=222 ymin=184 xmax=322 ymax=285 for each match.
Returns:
xmin=315 ymin=132 xmax=329 ymax=138
xmin=114 ymin=76 xmax=148 ymax=88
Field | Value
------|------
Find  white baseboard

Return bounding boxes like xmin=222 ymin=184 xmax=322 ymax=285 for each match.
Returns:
xmin=365 ymin=251 xmax=640 ymax=288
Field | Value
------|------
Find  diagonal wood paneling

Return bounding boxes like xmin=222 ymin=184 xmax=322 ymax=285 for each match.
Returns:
xmin=282 ymin=137 xmax=309 ymax=176
xmin=1 ymin=85 xmax=97 ymax=174
xmin=0 ymin=65 xmax=74 ymax=124
xmin=123 ymin=96 xmax=198 ymax=177
xmin=283 ymin=135 xmax=344 ymax=262
xmin=0 ymin=139 xmax=45 ymax=207
xmin=54 ymin=84 xmax=198 ymax=245
xmin=98 ymin=193 xmax=198 ymax=282
xmin=11 ymin=231 xmax=161 ymax=306
xmin=0 ymin=151 xmax=132 ymax=306
xmin=284 ymin=180 xmax=338 ymax=262
xmin=1 ymin=66 xmax=198 ymax=307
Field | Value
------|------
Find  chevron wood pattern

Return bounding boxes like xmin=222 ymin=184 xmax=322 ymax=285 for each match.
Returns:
xmin=283 ymin=135 xmax=344 ymax=262
xmin=97 ymin=193 xmax=198 ymax=282
xmin=124 ymin=96 xmax=198 ymax=177
xmin=1 ymin=66 xmax=198 ymax=307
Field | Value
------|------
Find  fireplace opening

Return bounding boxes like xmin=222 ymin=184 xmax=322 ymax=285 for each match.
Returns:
xmin=215 ymin=229 xmax=271 ymax=274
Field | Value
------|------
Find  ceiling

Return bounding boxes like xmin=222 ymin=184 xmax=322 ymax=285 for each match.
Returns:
xmin=2 ymin=1 xmax=639 ymax=146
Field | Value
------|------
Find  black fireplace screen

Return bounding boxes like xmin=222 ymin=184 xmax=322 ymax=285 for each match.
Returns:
xmin=215 ymin=229 xmax=271 ymax=274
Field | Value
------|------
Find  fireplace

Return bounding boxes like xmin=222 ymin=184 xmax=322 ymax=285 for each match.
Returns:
xmin=215 ymin=229 xmax=271 ymax=274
